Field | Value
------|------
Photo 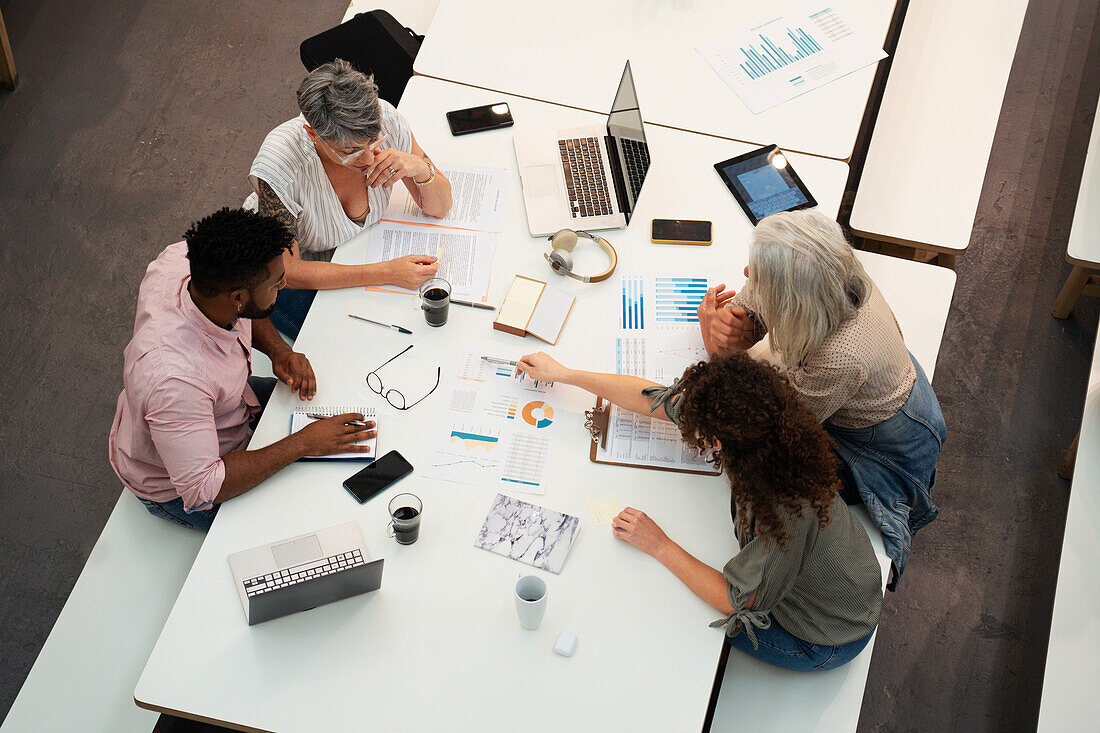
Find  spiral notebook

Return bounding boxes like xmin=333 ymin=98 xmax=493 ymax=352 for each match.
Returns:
xmin=289 ymin=406 xmax=377 ymax=461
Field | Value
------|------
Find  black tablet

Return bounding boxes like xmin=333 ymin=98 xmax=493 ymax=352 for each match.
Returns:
xmin=714 ymin=145 xmax=817 ymax=225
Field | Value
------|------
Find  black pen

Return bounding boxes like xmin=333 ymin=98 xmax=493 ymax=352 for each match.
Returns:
xmin=348 ymin=313 xmax=412 ymax=334
xmin=306 ymin=413 xmax=372 ymax=428
xmin=450 ymin=298 xmax=496 ymax=311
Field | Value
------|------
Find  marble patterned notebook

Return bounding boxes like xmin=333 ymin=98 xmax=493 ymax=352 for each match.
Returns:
xmin=475 ymin=493 xmax=580 ymax=574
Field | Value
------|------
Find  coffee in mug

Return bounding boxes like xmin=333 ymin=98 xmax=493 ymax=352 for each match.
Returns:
xmin=388 ymin=493 xmax=423 ymax=545
xmin=418 ymin=278 xmax=451 ymax=327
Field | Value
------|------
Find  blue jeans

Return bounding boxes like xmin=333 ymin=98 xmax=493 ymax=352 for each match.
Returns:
xmin=139 ymin=496 xmax=219 ymax=532
xmin=826 ymin=353 xmax=946 ymax=589
xmin=137 ymin=376 xmax=277 ymax=533
xmin=726 ymin=616 xmax=874 ymax=671
xmin=270 ymin=287 xmax=316 ymax=341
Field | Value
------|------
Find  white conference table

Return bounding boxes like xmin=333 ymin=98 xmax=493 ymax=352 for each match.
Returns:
xmin=848 ymin=0 xmax=1029 ymax=258
xmin=134 ymin=77 xmax=954 ymax=732
xmin=1037 ymin=326 xmax=1100 ymax=731
xmin=413 ymin=0 xmax=898 ymax=161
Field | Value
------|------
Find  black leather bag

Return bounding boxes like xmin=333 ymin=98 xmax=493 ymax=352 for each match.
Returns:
xmin=299 ymin=10 xmax=423 ymax=107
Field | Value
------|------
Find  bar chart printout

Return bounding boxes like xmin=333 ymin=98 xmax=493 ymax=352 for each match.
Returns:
xmin=425 ymin=352 xmax=560 ymax=494
xmin=655 ymin=278 xmax=707 ymax=324
xmin=696 ymin=0 xmax=887 ymax=114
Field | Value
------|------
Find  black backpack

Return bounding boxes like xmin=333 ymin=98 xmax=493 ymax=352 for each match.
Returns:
xmin=299 ymin=11 xmax=423 ymax=107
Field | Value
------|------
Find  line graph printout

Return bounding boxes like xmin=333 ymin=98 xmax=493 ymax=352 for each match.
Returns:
xmin=425 ymin=352 xmax=560 ymax=494
xmin=696 ymin=0 xmax=887 ymax=114
xmin=602 ymin=271 xmax=718 ymax=473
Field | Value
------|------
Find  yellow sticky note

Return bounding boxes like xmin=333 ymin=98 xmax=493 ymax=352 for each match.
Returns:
xmin=586 ymin=495 xmax=622 ymax=526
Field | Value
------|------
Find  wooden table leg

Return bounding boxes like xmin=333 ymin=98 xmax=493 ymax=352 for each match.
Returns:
xmin=1058 ymin=431 xmax=1079 ymax=480
xmin=0 ymin=8 xmax=15 ymax=91
xmin=1052 ymin=265 xmax=1092 ymax=319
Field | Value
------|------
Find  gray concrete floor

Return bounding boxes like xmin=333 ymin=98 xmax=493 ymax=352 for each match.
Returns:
xmin=1 ymin=0 xmax=1098 ymax=731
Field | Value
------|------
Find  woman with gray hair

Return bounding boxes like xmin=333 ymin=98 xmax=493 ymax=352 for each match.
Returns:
xmin=247 ymin=59 xmax=452 ymax=338
xmin=697 ymin=210 xmax=945 ymax=591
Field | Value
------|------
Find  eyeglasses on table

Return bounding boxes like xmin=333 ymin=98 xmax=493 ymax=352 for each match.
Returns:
xmin=365 ymin=344 xmax=441 ymax=410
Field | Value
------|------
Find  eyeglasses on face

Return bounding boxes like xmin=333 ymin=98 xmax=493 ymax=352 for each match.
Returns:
xmin=365 ymin=344 xmax=441 ymax=410
xmin=319 ymin=133 xmax=388 ymax=166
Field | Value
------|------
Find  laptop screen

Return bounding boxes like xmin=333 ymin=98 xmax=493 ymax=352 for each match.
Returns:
xmin=605 ymin=61 xmax=650 ymax=223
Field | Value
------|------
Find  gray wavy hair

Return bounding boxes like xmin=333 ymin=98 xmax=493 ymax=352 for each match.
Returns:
xmin=296 ymin=59 xmax=382 ymax=147
xmin=747 ymin=210 xmax=872 ymax=366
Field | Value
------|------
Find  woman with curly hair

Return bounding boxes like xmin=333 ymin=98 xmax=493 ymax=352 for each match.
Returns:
xmin=697 ymin=210 xmax=945 ymax=590
xmin=517 ymin=350 xmax=883 ymax=671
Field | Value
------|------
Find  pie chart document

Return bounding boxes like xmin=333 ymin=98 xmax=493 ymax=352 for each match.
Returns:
xmin=423 ymin=352 xmax=561 ymax=495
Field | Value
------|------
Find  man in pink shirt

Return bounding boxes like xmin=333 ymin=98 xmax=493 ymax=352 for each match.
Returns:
xmin=109 ymin=208 xmax=375 ymax=531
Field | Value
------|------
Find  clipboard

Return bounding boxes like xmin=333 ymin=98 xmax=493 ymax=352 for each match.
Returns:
xmin=585 ymin=398 xmax=721 ymax=476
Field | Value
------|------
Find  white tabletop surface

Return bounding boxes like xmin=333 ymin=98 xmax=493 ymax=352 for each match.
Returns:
xmin=413 ymin=0 xmax=897 ymax=161
xmin=1066 ymin=94 xmax=1100 ymax=268
xmin=848 ymin=0 xmax=1029 ymax=253
xmin=134 ymin=77 xmax=953 ymax=732
xmin=1037 ymin=327 xmax=1100 ymax=731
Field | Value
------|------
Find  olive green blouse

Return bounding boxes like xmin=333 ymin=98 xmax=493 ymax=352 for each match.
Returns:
xmin=641 ymin=382 xmax=883 ymax=648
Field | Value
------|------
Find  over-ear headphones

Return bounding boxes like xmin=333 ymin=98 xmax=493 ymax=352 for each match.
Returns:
xmin=545 ymin=229 xmax=618 ymax=283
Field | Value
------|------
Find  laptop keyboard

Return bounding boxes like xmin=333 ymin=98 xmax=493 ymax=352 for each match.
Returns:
xmin=243 ymin=549 xmax=365 ymax=598
xmin=558 ymin=137 xmax=612 ymax=218
xmin=620 ymin=138 xmax=651 ymax=201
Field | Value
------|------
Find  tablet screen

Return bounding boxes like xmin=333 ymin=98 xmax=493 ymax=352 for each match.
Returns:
xmin=714 ymin=145 xmax=816 ymax=224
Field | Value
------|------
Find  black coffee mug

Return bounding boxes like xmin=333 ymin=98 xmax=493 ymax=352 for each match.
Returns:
xmin=418 ymin=278 xmax=451 ymax=327
xmin=388 ymin=493 xmax=423 ymax=545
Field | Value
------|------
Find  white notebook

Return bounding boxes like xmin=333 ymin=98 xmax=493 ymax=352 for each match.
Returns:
xmin=289 ymin=406 xmax=377 ymax=461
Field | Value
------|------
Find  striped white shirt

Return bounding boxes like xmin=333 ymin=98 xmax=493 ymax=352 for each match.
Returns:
xmin=247 ymin=99 xmax=413 ymax=257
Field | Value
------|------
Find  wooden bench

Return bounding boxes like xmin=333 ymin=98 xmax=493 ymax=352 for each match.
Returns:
xmin=849 ymin=0 xmax=1030 ymax=268
xmin=1052 ymin=94 xmax=1100 ymax=319
xmin=0 ymin=7 xmax=16 ymax=90
xmin=1037 ymin=328 xmax=1100 ymax=729
xmin=0 ymin=492 xmax=202 ymax=733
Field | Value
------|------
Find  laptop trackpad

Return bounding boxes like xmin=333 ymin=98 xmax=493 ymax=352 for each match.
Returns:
xmin=525 ymin=165 xmax=560 ymax=197
xmin=272 ymin=535 xmax=322 ymax=568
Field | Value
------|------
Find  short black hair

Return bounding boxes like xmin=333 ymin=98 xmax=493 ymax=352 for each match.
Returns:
xmin=185 ymin=208 xmax=293 ymax=297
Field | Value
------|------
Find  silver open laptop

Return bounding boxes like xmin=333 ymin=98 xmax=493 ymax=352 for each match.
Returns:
xmin=228 ymin=521 xmax=383 ymax=625
xmin=514 ymin=61 xmax=651 ymax=236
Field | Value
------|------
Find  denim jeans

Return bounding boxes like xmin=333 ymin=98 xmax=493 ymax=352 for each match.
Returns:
xmin=270 ymin=287 xmax=317 ymax=341
xmin=826 ymin=353 xmax=946 ymax=588
xmin=137 ymin=376 xmax=277 ymax=533
xmin=139 ymin=496 xmax=219 ymax=532
xmin=726 ymin=616 xmax=874 ymax=671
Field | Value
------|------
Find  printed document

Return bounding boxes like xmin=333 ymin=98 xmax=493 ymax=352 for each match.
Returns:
xmin=696 ymin=0 xmax=887 ymax=114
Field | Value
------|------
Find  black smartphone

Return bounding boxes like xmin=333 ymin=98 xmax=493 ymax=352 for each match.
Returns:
xmin=446 ymin=102 xmax=514 ymax=136
xmin=651 ymin=218 xmax=713 ymax=245
xmin=342 ymin=450 xmax=413 ymax=504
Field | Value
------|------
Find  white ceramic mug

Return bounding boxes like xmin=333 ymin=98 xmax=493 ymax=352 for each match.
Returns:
xmin=514 ymin=575 xmax=548 ymax=630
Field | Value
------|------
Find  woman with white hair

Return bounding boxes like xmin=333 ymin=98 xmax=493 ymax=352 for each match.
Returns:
xmin=697 ymin=210 xmax=945 ymax=589
xmin=246 ymin=59 xmax=453 ymax=338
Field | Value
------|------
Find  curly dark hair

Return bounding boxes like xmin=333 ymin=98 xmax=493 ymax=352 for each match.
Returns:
xmin=184 ymin=208 xmax=293 ymax=297
xmin=676 ymin=352 xmax=839 ymax=548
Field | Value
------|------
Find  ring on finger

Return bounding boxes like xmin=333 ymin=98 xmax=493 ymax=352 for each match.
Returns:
xmin=387 ymin=166 xmax=397 ymax=176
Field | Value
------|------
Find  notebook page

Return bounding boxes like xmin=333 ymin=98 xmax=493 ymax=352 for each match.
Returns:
xmin=525 ymin=283 xmax=575 ymax=345
xmin=289 ymin=406 xmax=377 ymax=461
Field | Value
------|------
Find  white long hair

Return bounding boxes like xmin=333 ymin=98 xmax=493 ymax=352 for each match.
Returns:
xmin=747 ymin=211 xmax=871 ymax=366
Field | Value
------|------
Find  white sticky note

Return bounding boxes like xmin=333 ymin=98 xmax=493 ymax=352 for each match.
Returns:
xmin=586 ymin=495 xmax=621 ymax=526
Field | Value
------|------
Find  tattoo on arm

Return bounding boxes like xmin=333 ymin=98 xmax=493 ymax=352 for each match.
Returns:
xmin=255 ymin=178 xmax=298 ymax=238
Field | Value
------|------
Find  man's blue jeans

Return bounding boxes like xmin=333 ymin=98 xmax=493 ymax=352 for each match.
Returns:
xmin=270 ymin=287 xmax=316 ymax=341
xmin=726 ymin=617 xmax=874 ymax=671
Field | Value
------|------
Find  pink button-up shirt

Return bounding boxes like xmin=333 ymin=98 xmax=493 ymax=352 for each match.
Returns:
xmin=109 ymin=242 xmax=260 ymax=511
